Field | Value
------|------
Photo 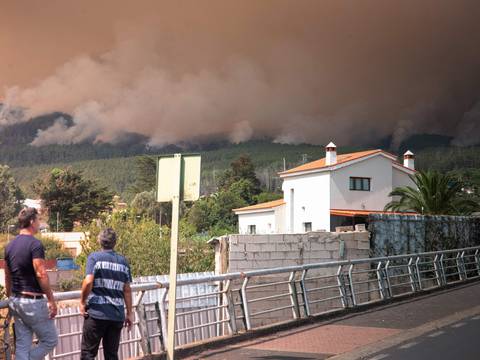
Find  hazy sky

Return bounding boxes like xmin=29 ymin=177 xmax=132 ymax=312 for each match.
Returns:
xmin=2 ymin=0 xmax=480 ymax=147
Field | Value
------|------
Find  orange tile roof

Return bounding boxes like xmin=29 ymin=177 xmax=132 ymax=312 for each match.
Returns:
xmin=280 ymin=149 xmax=390 ymax=176
xmin=233 ymin=199 xmax=285 ymax=213
xmin=330 ymin=209 xmax=418 ymax=217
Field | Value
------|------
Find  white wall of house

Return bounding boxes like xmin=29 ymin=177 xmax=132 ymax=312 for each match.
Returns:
xmin=330 ymin=155 xmax=393 ymax=211
xmin=274 ymin=205 xmax=286 ymax=233
xmin=42 ymin=232 xmax=86 ymax=257
xmin=282 ymin=172 xmax=331 ymax=233
xmin=392 ymin=166 xmax=415 ymax=189
xmin=238 ymin=211 xmax=276 ymax=234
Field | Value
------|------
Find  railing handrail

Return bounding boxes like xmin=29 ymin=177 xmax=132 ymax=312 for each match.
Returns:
xmin=1 ymin=245 xmax=478 ymax=308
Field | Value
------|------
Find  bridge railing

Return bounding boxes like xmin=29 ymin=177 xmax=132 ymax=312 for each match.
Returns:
xmin=1 ymin=246 xmax=479 ymax=359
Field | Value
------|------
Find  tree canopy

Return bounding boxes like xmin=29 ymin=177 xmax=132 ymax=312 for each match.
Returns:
xmin=385 ymin=170 xmax=479 ymax=215
xmin=34 ymin=168 xmax=113 ymax=231
xmin=0 ymin=165 xmax=23 ymax=229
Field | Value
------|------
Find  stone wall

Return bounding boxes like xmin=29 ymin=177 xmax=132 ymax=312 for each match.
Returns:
xmin=369 ymin=214 xmax=480 ymax=256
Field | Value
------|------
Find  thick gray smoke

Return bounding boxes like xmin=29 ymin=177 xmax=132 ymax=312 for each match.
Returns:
xmin=2 ymin=1 xmax=480 ymax=147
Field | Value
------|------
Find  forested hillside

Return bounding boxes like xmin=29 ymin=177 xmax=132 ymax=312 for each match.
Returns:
xmin=3 ymin=112 xmax=480 ymax=201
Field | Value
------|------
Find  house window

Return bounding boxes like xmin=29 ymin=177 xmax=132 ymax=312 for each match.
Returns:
xmin=247 ymin=225 xmax=256 ymax=235
xmin=303 ymin=222 xmax=312 ymax=232
xmin=349 ymin=177 xmax=371 ymax=191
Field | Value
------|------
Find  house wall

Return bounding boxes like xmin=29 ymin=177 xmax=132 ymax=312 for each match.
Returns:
xmin=330 ymin=155 xmax=393 ymax=211
xmin=392 ymin=166 xmax=415 ymax=190
xmin=282 ymin=172 xmax=331 ymax=232
xmin=238 ymin=211 xmax=276 ymax=234
xmin=42 ymin=232 xmax=86 ymax=256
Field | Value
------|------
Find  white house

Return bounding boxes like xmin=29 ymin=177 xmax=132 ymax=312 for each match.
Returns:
xmin=234 ymin=142 xmax=416 ymax=234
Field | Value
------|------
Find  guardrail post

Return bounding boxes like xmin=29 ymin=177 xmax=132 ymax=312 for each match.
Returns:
xmin=159 ymin=290 xmax=169 ymax=351
xmin=407 ymin=257 xmax=417 ymax=292
xmin=384 ymin=260 xmax=393 ymax=298
xmin=457 ymin=251 xmax=467 ymax=281
xmin=475 ymin=250 xmax=480 ymax=276
xmin=376 ymin=261 xmax=387 ymax=300
xmin=337 ymin=265 xmax=349 ymax=308
xmin=415 ymin=257 xmax=423 ymax=291
xmin=223 ymin=280 xmax=238 ymax=335
xmin=433 ymin=254 xmax=443 ymax=286
xmin=240 ymin=277 xmax=252 ymax=330
xmin=288 ymin=271 xmax=301 ymax=319
xmin=135 ymin=291 xmax=151 ymax=356
xmin=154 ymin=302 xmax=166 ymax=352
xmin=348 ymin=264 xmax=357 ymax=306
xmin=439 ymin=254 xmax=447 ymax=285
xmin=300 ymin=269 xmax=311 ymax=316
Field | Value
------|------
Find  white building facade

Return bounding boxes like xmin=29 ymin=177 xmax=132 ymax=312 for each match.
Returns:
xmin=234 ymin=143 xmax=416 ymax=234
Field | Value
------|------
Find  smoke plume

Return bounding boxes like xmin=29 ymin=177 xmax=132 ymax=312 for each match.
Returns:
xmin=2 ymin=1 xmax=480 ymax=147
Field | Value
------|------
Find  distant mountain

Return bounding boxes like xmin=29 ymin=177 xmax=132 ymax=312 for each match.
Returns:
xmin=0 ymin=111 xmax=459 ymax=166
xmin=397 ymin=134 xmax=453 ymax=153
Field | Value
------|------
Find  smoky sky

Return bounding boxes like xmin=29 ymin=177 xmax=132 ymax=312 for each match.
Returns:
xmin=2 ymin=0 xmax=480 ymax=147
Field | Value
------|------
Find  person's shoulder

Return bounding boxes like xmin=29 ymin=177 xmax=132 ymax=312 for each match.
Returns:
xmin=114 ymin=252 xmax=129 ymax=265
xmin=88 ymin=251 xmax=102 ymax=259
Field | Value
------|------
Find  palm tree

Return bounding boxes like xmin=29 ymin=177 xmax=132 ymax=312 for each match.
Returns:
xmin=385 ymin=170 xmax=479 ymax=215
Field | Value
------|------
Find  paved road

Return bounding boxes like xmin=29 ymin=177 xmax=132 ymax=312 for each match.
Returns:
xmin=366 ymin=315 xmax=480 ymax=360
xmin=180 ymin=281 xmax=480 ymax=359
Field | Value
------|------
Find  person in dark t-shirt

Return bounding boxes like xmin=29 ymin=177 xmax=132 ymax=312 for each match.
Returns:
xmin=80 ymin=228 xmax=133 ymax=360
xmin=5 ymin=207 xmax=58 ymax=360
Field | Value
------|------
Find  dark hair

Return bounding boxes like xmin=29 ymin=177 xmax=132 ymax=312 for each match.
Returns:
xmin=18 ymin=207 xmax=39 ymax=229
xmin=99 ymin=228 xmax=117 ymax=250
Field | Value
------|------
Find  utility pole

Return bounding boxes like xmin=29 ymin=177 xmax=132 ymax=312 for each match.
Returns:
xmin=56 ymin=212 xmax=59 ymax=232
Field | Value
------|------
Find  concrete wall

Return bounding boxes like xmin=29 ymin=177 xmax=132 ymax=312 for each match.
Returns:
xmin=330 ymin=155 xmax=393 ymax=211
xmin=282 ymin=172 xmax=331 ymax=233
xmin=227 ymin=231 xmax=369 ymax=272
xmin=213 ymin=231 xmax=370 ymax=328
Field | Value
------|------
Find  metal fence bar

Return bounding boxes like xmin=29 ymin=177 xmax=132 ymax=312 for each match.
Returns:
xmin=240 ymin=277 xmax=251 ymax=330
xmin=2 ymin=246 xmax=480 ymax=360
xmin=300 ymin=269 xmax=311 ymax=316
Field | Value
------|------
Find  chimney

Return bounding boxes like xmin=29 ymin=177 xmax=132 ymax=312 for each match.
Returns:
xmin=403 ymin=150 xmax=415 ymax=170
xmin=325 ymin=142 xmax=337 ymax=165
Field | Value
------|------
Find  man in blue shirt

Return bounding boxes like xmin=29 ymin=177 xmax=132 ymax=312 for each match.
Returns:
xmin=80 ymin=228 xmax=133 ymax=360
xmin=5 ymin=207 xmax=58 ymax=360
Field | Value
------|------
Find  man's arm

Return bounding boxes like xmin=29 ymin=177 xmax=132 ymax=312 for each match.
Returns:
xmin=79 ymin=275 xmax=94 ymax=316
xmin=123 ymin=282 xmax=133 ymax=330
xmin=4 ymin=262 xmax=11 ymax=297
xmin=32 ymin=258 xmax=57 ymax=318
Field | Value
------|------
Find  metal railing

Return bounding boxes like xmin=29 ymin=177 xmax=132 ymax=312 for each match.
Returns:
xmin=1 ymin=246 xmax=479 ymax=359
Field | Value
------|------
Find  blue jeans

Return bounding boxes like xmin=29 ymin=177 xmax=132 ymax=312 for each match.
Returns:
xmin=9 ymin=297 xmax=58 ymax=360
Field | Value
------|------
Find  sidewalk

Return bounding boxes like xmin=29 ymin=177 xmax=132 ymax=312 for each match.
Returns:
xmin=179 ymin=281 xmax=480 ymax=359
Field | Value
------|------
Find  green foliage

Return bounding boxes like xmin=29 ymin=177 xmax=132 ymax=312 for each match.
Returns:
xmin=39 ymin=236 xmax=73 ymax=260
xmin=57 ymin=271 xmax=83 ymax=291
xmin=253 ymin=191 xmax=283 ymax=203
xmin=33 ymin=168 xmax=113 ymax=231
xmin=0 ymin=235 xmax=70 ymax=260
xmin=385 ymin=170 xmax=479 ymax=215
xmin=130 ymin=190 xmax=172 ymax=225
xmin=79 ymin=211 xmax=214 ymax=277
xmin=0 ymin=165 xmax=22 ymax=229
xmin=129 ymin=155 xmax=157 ymax=194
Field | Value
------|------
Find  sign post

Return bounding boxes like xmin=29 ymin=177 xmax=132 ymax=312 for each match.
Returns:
xmin=156 ymin=153 xmax=201 ymax=360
